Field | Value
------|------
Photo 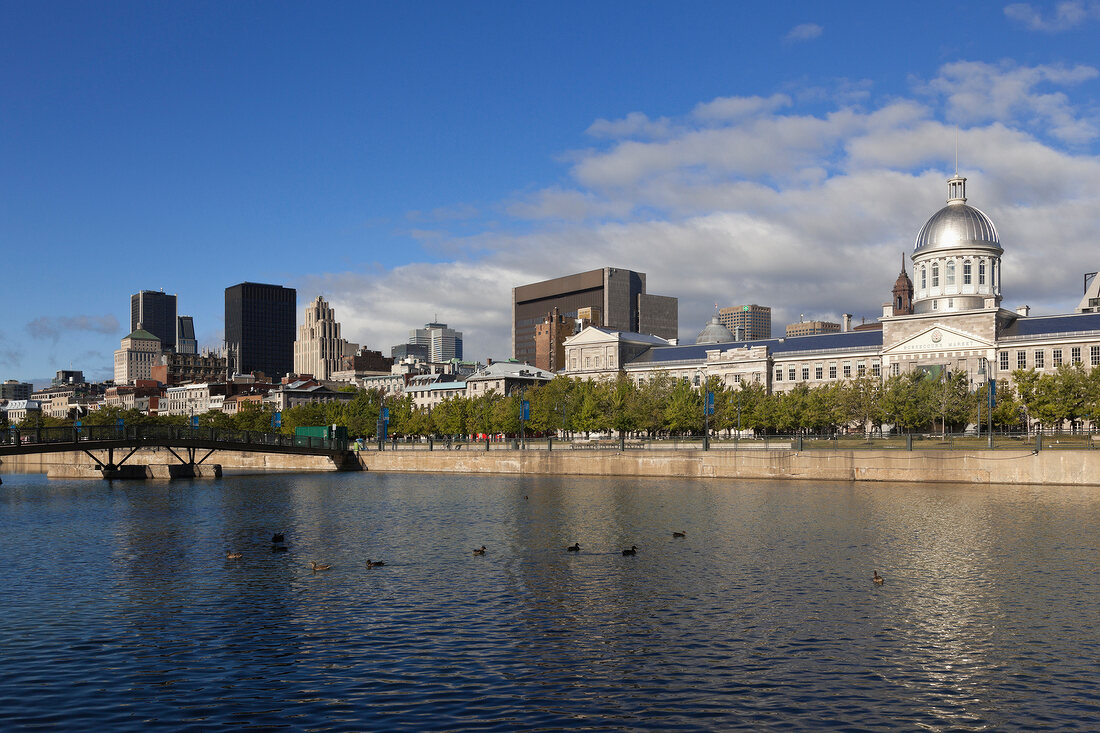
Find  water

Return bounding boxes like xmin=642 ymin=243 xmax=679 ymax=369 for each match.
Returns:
xmin=1 ymin=471 xmax=1098 ymax=731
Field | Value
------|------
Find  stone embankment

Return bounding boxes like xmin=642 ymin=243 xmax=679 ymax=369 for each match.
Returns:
xmin=0 ymin=447 xmax=336 ymax=479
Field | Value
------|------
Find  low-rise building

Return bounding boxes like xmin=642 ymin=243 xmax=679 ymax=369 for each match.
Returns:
xmin=264 ymin=379 xmax=357 ymax=411
xmin=2 ymin=399 xmax=42 ymax=424
xmin=464 ymin=360 xmax=555 ymax=398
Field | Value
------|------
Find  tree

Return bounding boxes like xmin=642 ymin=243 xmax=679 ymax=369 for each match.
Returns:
xmin=663 ymin=378 xmax=701 ymax=435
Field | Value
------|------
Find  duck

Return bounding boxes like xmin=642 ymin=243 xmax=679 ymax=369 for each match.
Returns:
xmin=566 ymin=543 xmax=581 ymax=552
xmin=310 ymin=561 xmax=332 ymax=571
xmin=622 ymin=545 xmax=638 ymax=556
xmin=672 ymin=531 xmax=686 ymax=538
xmin=473 ymin=546 xmax=486 ymax=555
xmin=872 ymin=571 xmax=884 ymax=585
xmin=226 ymin=551 xmax=243 ymax=560
xmin=366 ymin=559 xmax=386 ymax=568
xmin=271 ymin=533 xmax=285 ymax=544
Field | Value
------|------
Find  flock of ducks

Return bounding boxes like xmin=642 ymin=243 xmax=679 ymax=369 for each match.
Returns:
xmin=226 ymin=530 xmax=888 ymax=585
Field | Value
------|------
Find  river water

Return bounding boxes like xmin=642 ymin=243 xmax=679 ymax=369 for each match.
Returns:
xmin=1 ymin=471 xmax=1097 ymax=731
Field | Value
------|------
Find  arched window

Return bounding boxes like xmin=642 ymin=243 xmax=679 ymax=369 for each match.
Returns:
xmin=920 ymin=267 xmax=927 ymax=289
xmin=979 ymin=260 xmax=986 ymax=285
xmin=963 ymin=260 xmax=972 ymax=285
xmin=931 ymin=263 xmax=939 ymax=287
xmin=946 ymin=260 xmax=955 ymax=287
xmin=897 ymin=296 xmax=903 ymax=309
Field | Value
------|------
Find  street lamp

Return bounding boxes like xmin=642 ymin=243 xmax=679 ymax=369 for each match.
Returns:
xmin=976 ymin=362 xmax=985 ymax=442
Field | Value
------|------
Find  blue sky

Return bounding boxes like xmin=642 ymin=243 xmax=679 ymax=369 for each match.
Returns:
xmin=3 ymin=1 xmax=1100 ymax=386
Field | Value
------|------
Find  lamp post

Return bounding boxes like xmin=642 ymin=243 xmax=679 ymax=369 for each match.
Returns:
xmin=976 ymin=362 xmax=985 ymax=443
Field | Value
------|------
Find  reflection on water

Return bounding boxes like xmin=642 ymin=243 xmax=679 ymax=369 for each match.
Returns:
xmin=1 ymin=473 xmax=1098 ymax=730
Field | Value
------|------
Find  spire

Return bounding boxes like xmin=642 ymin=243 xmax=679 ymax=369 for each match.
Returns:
xmin=900 ymin=251 xmax=906 ymax=274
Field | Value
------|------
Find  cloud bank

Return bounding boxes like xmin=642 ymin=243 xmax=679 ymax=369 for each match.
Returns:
xmin=302 ymin=61 xmax=1100 ymax=362
xmin=26 ymin=315 xmax=121 ymax=342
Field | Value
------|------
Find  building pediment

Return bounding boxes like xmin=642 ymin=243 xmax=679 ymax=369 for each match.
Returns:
xmin=883 ymin=324 xmax=993 ymax=355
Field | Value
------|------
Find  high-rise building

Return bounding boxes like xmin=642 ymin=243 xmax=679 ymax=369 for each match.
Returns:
xmin=512 ymin=268 xmax=678 ymax=364
xmin=785 ymin=320 xmax=841 ymax=337
xmin=131 ymin=290 xmax=178 ymax=350
xmin=176 ymin=316 xmax=198 ymax=355
xmin=534 ymin=307 xmax=570 ymax=372
xmin=224 ymin=282 xmax=297 ymax=379
xmin=293 ymin=296 xmax=359 ymax=379
xmin=405 ymin=322 xmax=463 ymax=362
xmin=113 ymin=327 xmax=162 ymax=384
xmin=718 ymin=304 xmax=771 ymax=341
xmin=1 ymin=380 xmax=33 ymax=401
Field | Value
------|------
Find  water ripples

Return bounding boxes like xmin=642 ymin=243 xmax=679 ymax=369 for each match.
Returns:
xmin=1 ymin=472 xmax=1099 ymax=730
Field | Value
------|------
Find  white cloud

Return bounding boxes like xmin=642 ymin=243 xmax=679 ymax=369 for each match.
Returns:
xmin=1004 ymin=2 xmax=1098 ymax=31
xmin=920 ymin=60 xmax=1099 ymax=143
xmin=300 ymin=61 xmax=1100 ymax=359
xmin=586 ymin=111 xmax=673 ymax=140
xmin=784 ymin=23 xmax=823 ymax=42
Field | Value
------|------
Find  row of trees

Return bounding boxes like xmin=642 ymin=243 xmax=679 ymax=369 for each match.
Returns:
xmin=6 ymin=365 xmax=1099 ymax=437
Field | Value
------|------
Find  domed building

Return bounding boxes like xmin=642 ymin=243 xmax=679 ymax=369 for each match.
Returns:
xmin=696 ymin=316 xmax=735 ymax=345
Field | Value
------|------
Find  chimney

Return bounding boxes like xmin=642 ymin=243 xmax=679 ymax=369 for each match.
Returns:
xmin=1016 ymin=305 xmax=1030 ymax=317
xmin=842 ymin=314 xmax=853 ymax=332
xmin=487 ymin=358 xmax=493 ymax=366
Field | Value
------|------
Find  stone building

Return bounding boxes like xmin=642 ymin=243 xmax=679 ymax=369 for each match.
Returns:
xmin=718 ymin=304 xmax=771 ymax=341
xmin=534 ymin=307 xmax=570 ymax=372
xmin=293 ymin=296 xmax=359 ymax=380
xmin=114 ymin=327 xmax=162 ymax=384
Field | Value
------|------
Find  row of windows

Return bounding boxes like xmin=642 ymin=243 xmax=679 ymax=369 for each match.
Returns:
xmin=774 ymin=361 xmax=880 ymax=382
xmin=1000 ymin=346 xmax=1100 ymax=370
xmin=919 ymin=258 xmax=991 ymax=290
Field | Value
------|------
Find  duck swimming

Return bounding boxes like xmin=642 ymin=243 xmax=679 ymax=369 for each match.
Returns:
xmin=873 ymin=571 xmax=884 ymax=585
xmin=622 ymin=545 xmax=638 ymax=556
xmin=366 ymin=559 xmax=386 ymax=568
xmin=310 ymin=561 xmax=332 ymax=571
xmin=473 ymin=546 xmax=486 ymax=555
xmin=226 ymin=551 xmax=243 ymax=560
xmin=672 ymin=531 xmax=686 ymax=538
xmin=271 ymin=533 xmax=285 ymax=544
xmin=566 ymin=543 xmax=580 ymax=552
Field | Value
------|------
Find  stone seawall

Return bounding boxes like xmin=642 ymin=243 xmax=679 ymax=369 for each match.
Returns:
xmin=0 ymin=448 xmax=337 ymax=476
xmin=357 ymin=448 xmax=1100 ymax=486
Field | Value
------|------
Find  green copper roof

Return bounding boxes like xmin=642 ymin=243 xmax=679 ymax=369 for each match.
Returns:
xmin=125 ymin=328 xmax=160 ymax=341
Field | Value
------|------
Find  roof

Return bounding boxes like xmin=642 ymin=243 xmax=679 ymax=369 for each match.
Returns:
xmin=125 ymin=328 xmax=160 ymax=341
xmin=468 ymin=361 xmax=556 ymax=381
xmin=999 ymin=311 xmax=1100 ymax=339
xmin=629 ymin=329 xmax=884 ymax=365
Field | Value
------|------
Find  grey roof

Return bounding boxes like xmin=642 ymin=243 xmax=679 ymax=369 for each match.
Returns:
xmin=999 ymin=311 xmax=1100 ymax=339
xmin=914 ymin=203 xmax=1001 ymax=254
xmin=468 ymin=361 xmax=556 ymax=380
xmin=696 ymin=317 xmax=735 ymax=345
xmin=629 ymin=329 xmax=884 ymax=365
xmin=581 ymin=327 xmax=670 ymax=345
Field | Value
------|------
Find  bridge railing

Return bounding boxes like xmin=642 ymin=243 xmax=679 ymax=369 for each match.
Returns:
xmin=0 ymin=425 xmax=348 ymax=453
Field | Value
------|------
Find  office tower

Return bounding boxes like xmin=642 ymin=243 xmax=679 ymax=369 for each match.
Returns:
xmin=176 ymin=316 xmax=198 ymax=355
xmin=718 ymin=304 xmax=771 ymax=341
xmin=293 ymin=296 xmax=358 ymax=379
xmin=130 ymin=290 xmax=178 ymax=350
xmin=224 ymin=282 xmax=297 ymax=379
xmin=406 ymin=322 xmax=463 ymax=362
xmin=512 ymin=267 xmax=678 ymax=364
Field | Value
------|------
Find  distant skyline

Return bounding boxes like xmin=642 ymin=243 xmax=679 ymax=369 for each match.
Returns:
xmin=4 ymin=2 xmax=1100 ymax=386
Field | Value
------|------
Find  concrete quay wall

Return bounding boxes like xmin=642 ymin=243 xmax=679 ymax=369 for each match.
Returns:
xmin=357 ymin=448 xmax=1100 ymax=486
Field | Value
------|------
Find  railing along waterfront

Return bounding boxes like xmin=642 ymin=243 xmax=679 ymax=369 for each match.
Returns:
xmin=363 ymin=430 xmax=1099 ymax=452
xmin=0 ymin=425 xmax=349 ymax=453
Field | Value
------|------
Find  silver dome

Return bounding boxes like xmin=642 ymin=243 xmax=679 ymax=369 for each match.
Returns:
xmin=696 ymin=317 xmax=735 ymax=345
xmin=914 ymin=203 xmax=1001 ymax=254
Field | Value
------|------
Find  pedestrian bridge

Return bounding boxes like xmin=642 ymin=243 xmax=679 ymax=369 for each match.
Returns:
xmin=0 ymin=425 xmax=360 ymax=474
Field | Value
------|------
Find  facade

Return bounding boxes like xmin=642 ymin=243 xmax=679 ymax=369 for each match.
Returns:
xmin=2 ymin=399 xmax=42 ymax=424
xmin=391 ymin=343 xmax=430 ymax=361
xmin=512 ymin=267 xmax=678 ymax=365
xmin=263 ymin=379 xmax=356 ymax=411
xmin=1 ymin=380 xmax=32 ymax=401
xmin=104 ymin=381 xmax=162 ymax=415
xmin=534 ymin=307 xmax=570 ymax=372
xmin=131 ymin=290 xmax=178 ymax=350
xmin=113 ymin=327 xmax=163 ymax=384
xmin=786 ymin=320 xmax=841 ymax=337
xmin=225 ymin=282 xmax=297 ymax=380
xmin=1076 ymin=272 xmax=1099 ymax=313
xmin=718 ymin=304 xmax=771 ymax=341
xmin=293 ymin=296 xmax=359 ymax=380
xmin=404 ymin=322 xmax=463 ymax=363
xmin=163 ymin=382 xmax=227 ymax=417
xmin=53 ymin=370 xmax=84 ymax=386
xmin=561 ymin=173 xmax=1100 ymax=426
xmin=151 ymin=351 xmax=229 ymax=386
xmin=176 ymin=316 xmax=198 ymax=355
xmin=563 ymin=328 xmax=671 ymax=380
xmin=464 ymin=360 xmax=555 ymax=398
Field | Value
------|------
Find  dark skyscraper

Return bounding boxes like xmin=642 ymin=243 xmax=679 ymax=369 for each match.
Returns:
xmin=224 ymin=282 xmax=297 ymax=379
xmin=130 ymin=290 xmax=178 ymax=350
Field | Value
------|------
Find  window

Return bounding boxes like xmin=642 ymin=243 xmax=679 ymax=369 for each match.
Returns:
xmin=775 ymin=368 xmax=783 ymax=381
xmin=1000 ymin=351 xmax=1009 ymax=371
xmin=1053 ymin=349 xmax=1062 ymax=367
xmin=829 ymin=365 xmax=837 ymax=379
xmin=788 ymin=367 xmax=796 ymax=381
xmin=872 ymin=363 xmax=881 ymax=377
xmin=843 ymin=364 xmax=851 ymax=378
xmin=1034 ymin=350 xmax=1044 ymax=369
xmin=921 ymin=267 xmax=927 ymax=289
xmin=891 ymin=363 xmax=900 ymax=377
xmin=979 ymin=260 xmax=986 ymax=285
xmin=948 ymin=298 xmax=954 ymax=308
xmin=815 ymin=366 xmax=823 ymax=380
xmin=932 ymin=300 xmax=938 ymax=310
xmin=801 ymin=367 xmax=809 ymax=381
xmin=946 ymin=260 xmax=955 ymax=287
xmin=1092 ymin=346 xmax=1100 ymax=366
xmin=1017 ymin=351 xmax=1026 ymax=369
xmin=585 ymin=357 xmax=590 ymax=368
xmin=733 ymin=374 xmax=741 ymax=383
xmin=931 ymin=263 xmax=940 ymax=287
xmin=963 ymin=260 xmax=972 ymax=285
xmin=1071 ymin=347 xmax=1081 ymax=365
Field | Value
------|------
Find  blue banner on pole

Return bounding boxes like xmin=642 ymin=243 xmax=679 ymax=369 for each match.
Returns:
xmin=521 ymin=400 xmax=530 ymax=421
xmin=191 ymin=415 xmax=199 ymax=428
xmin=989 ymin=380 xmax=996 ymax=409
xmin=117 ymin=418 xmax=124 ymax=428
xmin=705 ymin=391 xmax=715 ymax=416
xmin=273 ymin=412 xmax=282 ymax=429
xmin=382 ymin=407 xmax=390 ymax=423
